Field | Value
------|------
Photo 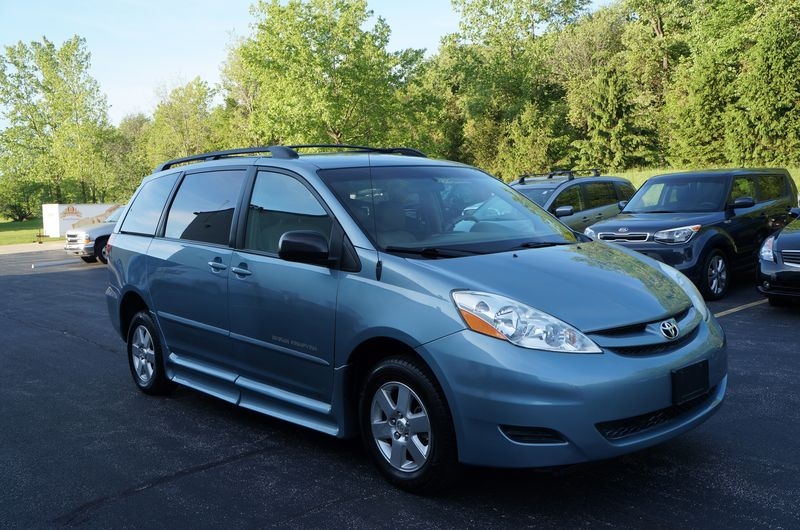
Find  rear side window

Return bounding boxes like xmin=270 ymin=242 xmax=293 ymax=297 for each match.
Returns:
xmin=165 ymin=170 xmax=247 ymax=245
xmin=757 ymin=174 xmax=786 ymax=202
xmin=583 ymin=182 xmax=617 ymax=209
xmin=119 ymin=172 xmax=179 ymax=236
xmin=730 ymin=176 xmax=756 ymax=201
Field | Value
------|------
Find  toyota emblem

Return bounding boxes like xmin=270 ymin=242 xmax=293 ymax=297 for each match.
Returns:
xmin=660 ymin=319 xmax=679 ymax=340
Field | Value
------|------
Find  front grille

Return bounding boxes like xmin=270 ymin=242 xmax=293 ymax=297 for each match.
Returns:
xmin=610 ymin=326 xmax=699 ymax=357
xmin=782 ymin=250 xmax=800 ymax=266
xmin=598 ymin=232 xmax=649 ymax=242
xmin=500 ymin=425 xmax=566 ymax=444
xmin=596 ymin=386 xmax=715 ymax=441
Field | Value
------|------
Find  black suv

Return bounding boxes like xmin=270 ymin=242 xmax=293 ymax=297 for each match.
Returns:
xmin=510 ymin=170 xmax=636 ymax=231
xmin=586 ymin=168 xmax=799 ymax=300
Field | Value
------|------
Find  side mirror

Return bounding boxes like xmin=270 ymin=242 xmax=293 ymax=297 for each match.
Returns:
xmin=790 ymin=207 xmax=800 ymax=219
xmin=618 ymin=200 xmax=628 ymax=210
xmin=554 ymin=205 xmax=574 ymax=218
xmin=278 ymin=230 xmax=330 ymax=265
xmin=730 ymin=196 xmax=755 ymax=209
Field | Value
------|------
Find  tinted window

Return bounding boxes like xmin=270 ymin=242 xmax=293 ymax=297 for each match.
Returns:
xmin=165 ymin=170 xmax=246 ymax=245
xmin=119 ymin=172 xmax=179 ymax=236
xmin=584 ymin=182 xmax=617 ymax=209
xmin=615 ymin=182 xmax=636 ymax=201
xmin=552 ymin=185 xmax=583 ymax=213
xmin=244 ymin=171 xmax=332 ymax=253
xmin=758 ymin=174 xmax=786 ymax=202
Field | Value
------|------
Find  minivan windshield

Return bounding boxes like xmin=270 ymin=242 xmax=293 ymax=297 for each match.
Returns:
xmin=320 ymin=165 xmax=577 ymax=256
xmin=623 ymin=175 xmax=728 ymax=214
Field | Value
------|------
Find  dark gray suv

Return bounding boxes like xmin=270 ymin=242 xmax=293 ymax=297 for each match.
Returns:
xmin=511 ymin=170 xmax=636 ymax=231
xmin=586 ymin=168 xmax=798 ymax=300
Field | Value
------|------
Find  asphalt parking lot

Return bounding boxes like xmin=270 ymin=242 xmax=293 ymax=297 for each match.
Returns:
xmin=1 ymin=245 xmax=798 ymax=529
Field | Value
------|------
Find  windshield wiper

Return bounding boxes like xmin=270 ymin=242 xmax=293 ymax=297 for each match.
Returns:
xmin=510 ymin=241 xmax=570 ymax=251
xmin=383 ymin=246 xmax=485 ymax=258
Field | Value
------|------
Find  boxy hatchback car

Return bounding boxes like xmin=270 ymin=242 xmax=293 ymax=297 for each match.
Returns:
xmin=586 ymin=168 xmax=798 ymax=300
xmin=106 ymin=145 xmax=727 ymax=493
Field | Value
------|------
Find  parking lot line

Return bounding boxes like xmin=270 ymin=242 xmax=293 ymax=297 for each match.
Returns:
xmin=713 ymin=299 xmax=768 ymax=318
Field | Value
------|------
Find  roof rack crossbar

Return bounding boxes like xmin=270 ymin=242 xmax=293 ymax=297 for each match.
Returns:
xmin=287 ymin=144 xmax=427 ymax=158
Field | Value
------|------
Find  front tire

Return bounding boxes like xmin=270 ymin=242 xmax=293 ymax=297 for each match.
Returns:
xmin=127 ymin=311 xmax=174 ymax=395
xmin=95 ymin=236 xmax=109 ymax=264
xmin=700 ymin=249 xmax=729 ymax=300
xmin=359 ymin=357 xmax=459 ymax=494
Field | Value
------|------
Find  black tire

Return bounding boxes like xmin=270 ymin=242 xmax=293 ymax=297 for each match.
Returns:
xmin=80 ymin=256 xmax=97 ymax=263
xmin=359 ymin=356 xmax=459 ymax=494
xmin=699 ymin=249 xmax=729 ymax=301
xmin=95 ymin=236 xmax=109 ymax=264
xmin=127 ymin=311 xmax=174 ymax=395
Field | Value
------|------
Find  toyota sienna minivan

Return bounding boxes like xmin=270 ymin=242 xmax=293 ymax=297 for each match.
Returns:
xmin=106 ymin=145 xmax=727 ymax=493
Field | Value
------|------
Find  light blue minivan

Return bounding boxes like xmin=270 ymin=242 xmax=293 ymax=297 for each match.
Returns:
xmin=106 ymin=145 xmax=727 ymax=493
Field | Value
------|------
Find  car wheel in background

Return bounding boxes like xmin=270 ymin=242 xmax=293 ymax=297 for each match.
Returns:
xmin=95 ymin=236 xmax=109 ymax=264
xmin=700 ymin=249 xmax=729 ymax=300
xmin=127 ymin=311 xmax=174 ymax=395
xmin=359 ymin=356 xmax=459 ymax=494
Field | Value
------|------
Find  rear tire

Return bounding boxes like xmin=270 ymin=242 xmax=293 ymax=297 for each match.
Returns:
xmin=359 ymin=356 xmax=459 ymax=494
xmin=699 ymin=249 xmax=729 ymax=301
xmin=127 ymin=311 xmax=174 ymax=395
xmin=80 ymin=256 xmax=97 ymax=263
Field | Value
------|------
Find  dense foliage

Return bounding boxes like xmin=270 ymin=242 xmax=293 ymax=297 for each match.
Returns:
xmin=2 ymin=0 xmax=799 ymax=218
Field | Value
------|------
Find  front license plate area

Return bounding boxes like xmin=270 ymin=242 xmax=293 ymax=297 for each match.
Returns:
xmin=672 ymin=360 xmax=709 ymax=405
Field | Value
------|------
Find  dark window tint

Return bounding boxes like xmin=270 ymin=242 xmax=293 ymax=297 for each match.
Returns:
xmin=758 ymin=174 xmax=786 ymax=202
xmin=518 ymin=186 xmax=556 ymax=206
xmin=244 ymin=171 xmax=332 ymax=254
xmin=119 ymin=172 xmax=179 ymax=235
xmin=615 ymin=182 xmax=636 ymax=201
xmin=584 ymin=182 xmax=617 ymax=209
xmin=165 ymin=170 xmax=246 ymax=245
xmin=551 ymin=185 xmax=583 ymax=213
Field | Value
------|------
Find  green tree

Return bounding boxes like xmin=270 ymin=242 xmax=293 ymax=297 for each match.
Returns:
xmin=145 ymin=77 xmax=216 ymax=167
xmin=225 ymin=0 xmax=422 ymax=145
xmin=0 ymin=36 xmax=110 ymax=208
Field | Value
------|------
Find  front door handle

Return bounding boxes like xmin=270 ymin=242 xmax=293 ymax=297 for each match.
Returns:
xmin=208 ymin=260 xmax=227 ymax=272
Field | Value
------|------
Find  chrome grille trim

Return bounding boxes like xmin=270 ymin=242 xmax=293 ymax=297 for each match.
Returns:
xmin=782 ymin=250 xmax=800 ymax=267
xmin=597 ymin=232 xmax=650 ymax=242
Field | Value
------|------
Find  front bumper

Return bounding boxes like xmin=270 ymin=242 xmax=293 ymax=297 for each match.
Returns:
xmin=757 ymin=259 xmax=800 ymax=298
xmin=64 ymin=241 xmax=94 ymax=257
xmin=420 ymin=316 xmax=727 ymax=468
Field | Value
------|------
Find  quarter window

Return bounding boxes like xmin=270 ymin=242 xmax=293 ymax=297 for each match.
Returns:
xmin=119 ymin=172 xmax=179 ymax=236
xmin=164 ymin=170 xmax=247 ymax=245
xmin=244 ymin=171 xmax=332 ymax=254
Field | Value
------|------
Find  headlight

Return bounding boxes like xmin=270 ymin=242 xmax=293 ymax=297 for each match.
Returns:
xmin=584 ymin=227 xmax=596 ymax=239
xmin=451 ymin=291 xmax=601 ymax=353
xmin=653 ymin=225 xmax=700 ymax=244
xmin=656 ymin=262 xmax=709 ymax=320
xmin=759 ymin=236 xmax=776 ymax=262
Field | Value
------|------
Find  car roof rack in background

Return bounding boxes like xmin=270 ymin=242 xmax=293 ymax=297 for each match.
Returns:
xmin=515 ymin=168 xmax=602 ymax=185
xmin=154 ymin=144 xmax=427 ymax=172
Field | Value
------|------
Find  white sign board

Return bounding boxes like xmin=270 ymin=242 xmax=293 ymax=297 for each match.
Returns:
xmin=42 ymin=203 xmax=123 ymax=237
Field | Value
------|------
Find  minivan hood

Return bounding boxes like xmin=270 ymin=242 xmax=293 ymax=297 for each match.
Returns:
xmin=591 ymin=212 xmax=722 ymax=232
xmin=408 ymin=241 xmax=691 ymax=333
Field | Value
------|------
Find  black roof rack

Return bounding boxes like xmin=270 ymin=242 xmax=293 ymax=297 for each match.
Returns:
xmin=154 ymin=144 xmax=427 ymax=172
xmin=515 ymin=168 xmax=602 ymax=185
